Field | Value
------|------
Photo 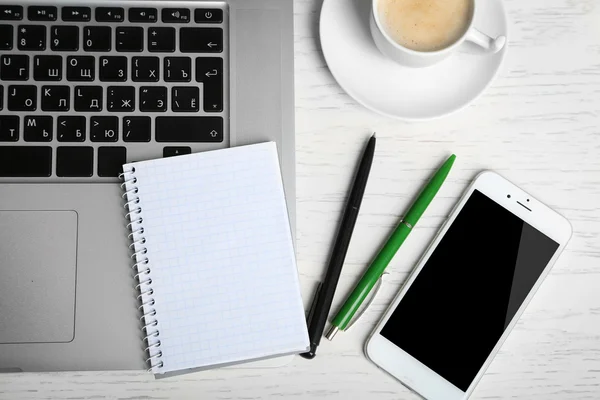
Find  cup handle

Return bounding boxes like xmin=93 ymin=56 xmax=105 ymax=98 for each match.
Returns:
xmin=465 ymin=27 xmax=506 ymax=53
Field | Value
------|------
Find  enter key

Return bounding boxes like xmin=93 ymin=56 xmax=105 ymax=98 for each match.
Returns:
xmin=195 ymin=57 xmax=223 ymax=112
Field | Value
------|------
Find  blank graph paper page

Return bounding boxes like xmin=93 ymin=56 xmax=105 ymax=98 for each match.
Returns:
xmin=124 ymin=142 xmax=309 ymax=373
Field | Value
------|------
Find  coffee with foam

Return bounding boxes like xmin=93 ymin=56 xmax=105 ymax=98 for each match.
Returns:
xmin=378 ymin=0 xmax=473 ymax=52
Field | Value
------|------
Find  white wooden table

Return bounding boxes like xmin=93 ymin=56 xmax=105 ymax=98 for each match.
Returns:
xmin=2 ymin=0 xmax=600 ymax=398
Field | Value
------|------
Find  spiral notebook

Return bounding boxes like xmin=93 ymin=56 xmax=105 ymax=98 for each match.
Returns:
xmin=121 ymin=142 xmax=309 ymax=374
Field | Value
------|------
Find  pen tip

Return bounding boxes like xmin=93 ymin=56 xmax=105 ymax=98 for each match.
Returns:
xmin=325 ymin=326 xmax=339 ymax=341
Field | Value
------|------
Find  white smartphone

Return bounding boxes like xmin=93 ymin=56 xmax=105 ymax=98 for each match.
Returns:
xmin=366 ymin=171 xmax=572 ymax=400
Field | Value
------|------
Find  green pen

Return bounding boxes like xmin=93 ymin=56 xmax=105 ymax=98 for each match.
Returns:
xmin=326 ymin=154 xmax=456 ymax=340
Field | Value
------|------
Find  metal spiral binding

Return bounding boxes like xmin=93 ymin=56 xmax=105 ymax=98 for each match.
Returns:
xmin=119 ymin=168 xmax=163 ymax=373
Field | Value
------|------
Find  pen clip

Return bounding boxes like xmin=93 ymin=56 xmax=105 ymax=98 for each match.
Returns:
xmin=306 ymin=282 xmax=322 ymax=326
xmin=345 ymin=273 xmax=388 ymax=331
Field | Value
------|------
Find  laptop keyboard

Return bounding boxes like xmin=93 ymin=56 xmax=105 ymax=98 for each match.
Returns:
xmin=0 ymin=2 xmax=228 ymax=180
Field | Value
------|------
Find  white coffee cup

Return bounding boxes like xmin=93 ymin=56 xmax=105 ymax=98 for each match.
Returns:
xmin=370 ymin=0 xmax=506 ymax=68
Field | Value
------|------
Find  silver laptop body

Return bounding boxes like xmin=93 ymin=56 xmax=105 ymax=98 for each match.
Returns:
xmin=0 ymin=0 xmax=295 ymax=372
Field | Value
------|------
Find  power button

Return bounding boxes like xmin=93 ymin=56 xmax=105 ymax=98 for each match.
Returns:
xmin=194 ymin=8 xmax=223 ymax=23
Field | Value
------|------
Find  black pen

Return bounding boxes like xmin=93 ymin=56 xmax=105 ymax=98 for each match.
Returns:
xmin=300 ymin=133 xmax=376 ymax=359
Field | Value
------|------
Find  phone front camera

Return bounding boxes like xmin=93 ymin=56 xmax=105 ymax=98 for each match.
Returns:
xmin=507 ymin=194 xmax=511 ymax=199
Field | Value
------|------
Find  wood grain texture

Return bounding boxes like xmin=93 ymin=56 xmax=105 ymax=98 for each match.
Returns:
xmin=2 ymin=0 xmax=600 ymax=398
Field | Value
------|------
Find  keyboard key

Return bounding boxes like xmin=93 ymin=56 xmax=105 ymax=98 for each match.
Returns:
xmin=0 ymin=25 xmax=13 ymax=49
xmin=67 ymin=56 xmax=95 ymax=81
xmin=163 ymin=146 xmax=191 ymax=157
xmin=132 ymin=57 xmax=159 ymax=82
xmin=62 ymin=7 xmax=90 ymax=22
xmin=57 ymin=116 xmax=85 ymax=142
xmin=155 ymin=117 xmax=223 ymax=142
xmin=28 ymin=6 xmax=57 ymax=21
xmin=98 ymin=146 xmax=127 ymax=177
xmin=84 ymin=26 xmax=111 ymax=52
xmin=91 ymin=116 xmax=118 ymax=142
xmin=116 ymin=27 xmax=143 ymax=52
xmin=96 ymin=7 xmax=124 ymax=22
xmin=148 ymin=27 xmax=175 ymax=52
xmin=74 ymin=86 xmax=102 ymax=111
xmin=164 ymin=57 xmax=191 ymax=82
xmin=100 ymin=56 xmax=127 ymax=82
xmin=0 ymin=5 xmax=23 ymax=20
xmin=194 ymin=9 xmax=223 ymax=23
xmin=108 ymin=86 xmax=135 ymax=111
xmin=0 ymin=55 xmax=29 ymax=81
xmin=0 ymin=146 xmax=51 ymax=177
xmin=0 ymin=115 xmax=19 ymax=141
xmin=51 ymin=26 xmax=78 ymax=51
xmin=180 ymin=28 xmax=222 ymax=53
xmin=123 ymin=116 xmax=151 ymax=142
xmin=196 ymin=57 xmax=223 ymax=112
xmin=34 ymin=55 xmax=62 ymax=81
xmin=140 ymin=87 xmax=167 ymax=112
xmin=8 ymin=85 xmax=36 ymax=111
xmin=23 ymin=115 xmax=52 ymax=142
xmin=129 ymin=8 xmax=157 ymax=23
xmin=0 ymin=86 xmax=2 ymax=110
xmin=172 ymin=87 xmax=199 ymax=112
xmin=42 ymin=85 xmax=70 ymax=111
xmin=56 ymin=146 xmax=93 ymax=177
xmin=162 ymin=8 xmax=190 ymax=23
xmin=18 ymin=25 xmax=46 ymax=50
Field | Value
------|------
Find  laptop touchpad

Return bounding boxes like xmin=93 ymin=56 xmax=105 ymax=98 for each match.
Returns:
xmin=0 ymin=211 xmax=77 ymax=343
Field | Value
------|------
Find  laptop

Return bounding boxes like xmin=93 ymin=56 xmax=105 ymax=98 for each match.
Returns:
xmin=0 ymin=0 xmax=296 ymax=372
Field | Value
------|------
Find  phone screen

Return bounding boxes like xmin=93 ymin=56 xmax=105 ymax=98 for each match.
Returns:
xmin=381 ymin=190 xmax=559 ymax=391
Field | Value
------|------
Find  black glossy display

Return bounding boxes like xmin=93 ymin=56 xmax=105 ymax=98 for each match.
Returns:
xmin=381 ymin=190 xmax=559 ymax=391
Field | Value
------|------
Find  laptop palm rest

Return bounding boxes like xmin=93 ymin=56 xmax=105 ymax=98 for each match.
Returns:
xmin=0 ymin=210 xmax=77 ymax=344
xmin=0 ymin=184 xmax=144 ymax=371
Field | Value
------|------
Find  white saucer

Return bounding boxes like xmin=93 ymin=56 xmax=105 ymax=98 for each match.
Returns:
xmin=319 ymin=0 xmax=508 ymax=121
